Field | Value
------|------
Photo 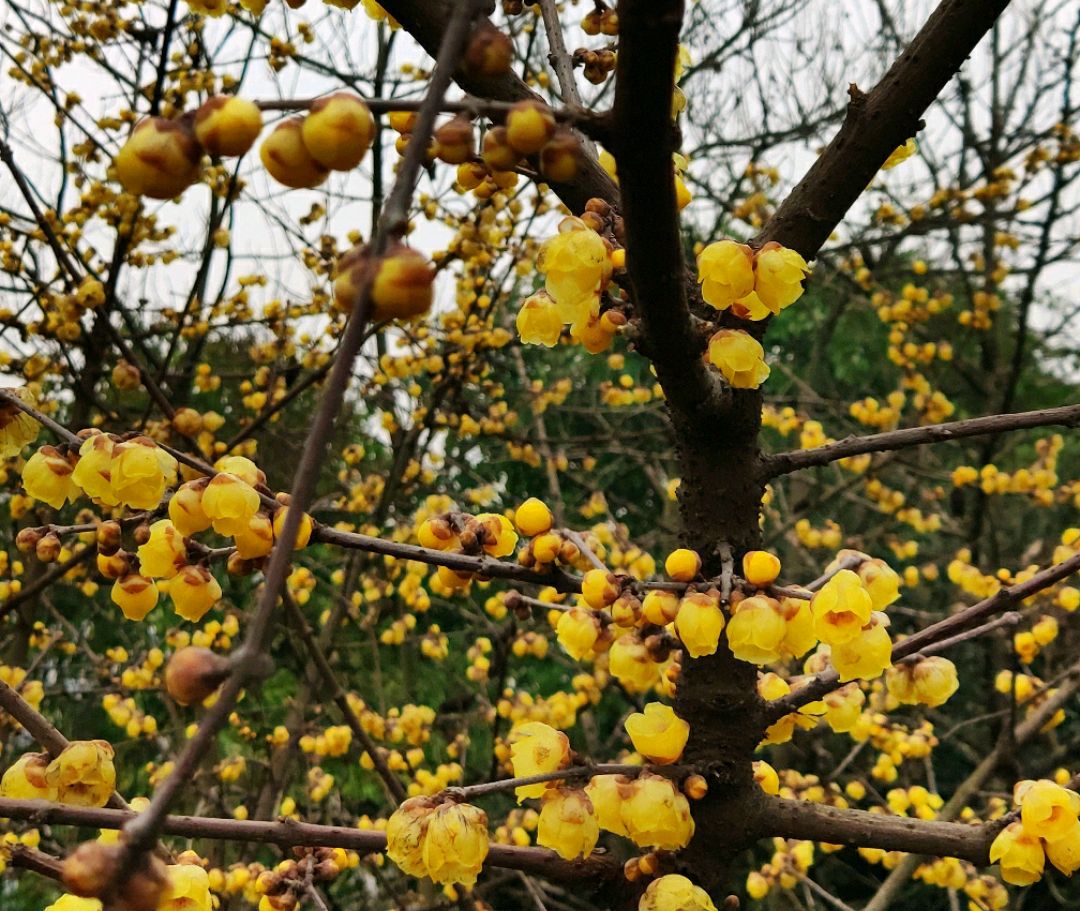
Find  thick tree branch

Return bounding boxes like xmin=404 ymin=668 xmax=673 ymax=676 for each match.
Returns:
xmin=755 ymin=0 xmax=1012 ymax=258
xmin=0 ymin=799 xmax=618 ymax=882
xmin=611 ymin=0 xmax=725 ymax=420
xmin=762 ymin=403 xmax=1080 ymax=478
xmin=758 ymin=799 xmax=990 ymax=864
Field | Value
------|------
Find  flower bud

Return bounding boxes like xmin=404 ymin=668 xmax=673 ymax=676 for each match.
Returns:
xmin=482 ymin=126 xmax=520 ymax=172
xmin=63 ymin=841 xmax=119 ymax=898
xmin=505 ymin=101 xmax=556 ymax=156
xmin=35 ymin=532 xmax=62 ymax=562
xmin=112 ymin=360 xmax=141 ymax=390
xmin=540 ymin=128 xmax=582 ymax=182
xmin=664 ymin=548 xmax=700 ymax=583
xmin=259 ymin=118 xmax=329 ymax=189
xmin=96 ymin=520 xmax=123 ymax=556
xmin=463 ymin=23 xmax=512 ymax=77
xmin=434 ymin=116 xmax=475 ymax=164
xmin=165 ymin=646 xmax=231 ymax=705
xmin=114 ymin=117 xmax=202 ymax=199
xmin=301 ymin=93 xmax=374 ymax=171
xmin=194 ymin=95 xmax=263 ymax=157
xmin=168 ymin=564 xmax=223 ymax=623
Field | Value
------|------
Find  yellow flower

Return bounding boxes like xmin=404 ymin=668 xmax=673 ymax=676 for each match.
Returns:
xmin=234 ymin=513 xmax=275 ymax=559
xmin=624 ymin=703 xmax=690 ymax=764
xmin=1045 ymin=820 xmax=1080 ymax=875
xmin=742 ymin=551 xmax=781 ymax=587
xmin=585 ymin=774 xmax=629 ymax=836
xmin=112 ymin=574 xmax=158 ymax=621
xmin=642 ymin=589 xmax=680 ymax=625
xmin=514 ymin=498 xmax=553 ymax=536
xmin=110 ymin=437 xmax=178 ymax=510
xmin=45 ymin=740 xmax=115 ymax=807
xmin=72 ymin=433 xmax=120 ymax=506
xmin=1 ymin=752 xmax=55 ymax=800
xmin=753 ymin=242 xmax=810 ymax=313
xmin=214 ymin=455 xmax=261 ymax=486
xmin=44 ymin=897 xmax=102 ymax=911
xmin=160 ymin=863 xmax=213 ymax=911
xmin=753 ymin=760 xmax=779 ymax=796
xmin=571 ymin=313 xmax=618 ymax=353
xmin=830 ymin=613 xmax=891 ymax=682
xmin=510 ymin=722 xmax=570 ymax=801
xmin=22 ymin=445 xmax=79 ymax=509
xmin=779 ymin=597 xmax=816 ymax=658
xmin=674 ymin=591 xmax=725 ymax=658
xmin=386 ymin=796 xmax=437 ymax=877
xmin=730 ymin=290 xmax=773 ymax=321
xmin=697 ymin=240 xmax=754 ymax=311
xmin=746 ymin=871 xmax=770 ymax=900
xmin=608 ymin=634 xmax=661 ymax=692
xmin=168 ymin=565 xmax=222 ymax=623
xmin=726 ymin=596 xmax=786 ymax=665
xmin=476 ymin=513 xmax=518 ymax=557
xmin=0 ymin=388 xmax=41 ymax=458
xmin=168 ymin=481 xmax=212 ymax=536
xmin=581 ymin=569 xmax=619 ymax=609
xmin=886 ymin=656 xmax=958 ymax=707
xmin=1019 ymin=779 xmax=1080 ymax=842
xmin=537 ymin=788 xmax=599 ymax=860
xmin=136 ymin=520 xmax=187 ymax=580
xmin=811 ymin=570 xmax=873 ymax=645
xmin=821 ymin=683 xmax=865 ymax=733
xmin=516 ymin=291 xmax=563 ymax=346
xmin=664 ymin=549 xmax=701 ymax=582
xmin=640 ymin=874 xmax=717 ymax=911
xmin=537 ymin=217 xmax=611 ymax=328
xmin=989 ymin=821 xmax=1044 ymax=886
xmin=557 ymin=608 xmax=602 ymax=661
xmin=882 ymin=137 xmax=917 ymax=170
xmin=856 ymin=558 xmax=901 ymax=610
xmin=202 ymin=473 xmax=260 ymax=537
xmin=421 ymin=801 xmax=489 ymax=886
xmin=272 ymin=506 xmax=313 ymax=549
xmin=706 ymin=329 xmax=770 ymax=389
xmin=620 ymin=772 xmax=695 ymax=850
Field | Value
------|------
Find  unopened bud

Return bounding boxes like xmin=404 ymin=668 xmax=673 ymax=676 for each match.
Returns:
xmin=463 ymin=23 xmax=513 ymax=77
xmin=96 ymin=520 xmax=123 ymax=557
xmin=164 ymin=646 xmax=232 ymax=706
xmin=15 ymin=527 xmax=43 ymax=553
xmin=36 ymin=533 xmax=62 ymax=563
xmin=62 ymin=841 xmax=120 ymax=898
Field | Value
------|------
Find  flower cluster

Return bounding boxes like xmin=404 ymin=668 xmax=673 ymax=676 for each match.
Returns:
xmin=990 ymin=779 xmax=1080 ymax=883
xmin=697 ymin=239 xmax=810 ymax=319
xmin=385 ymin=797 xmax=490 ymax=885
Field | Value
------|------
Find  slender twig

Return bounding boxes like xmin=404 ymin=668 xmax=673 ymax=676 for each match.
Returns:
xmin=763 ymin=403 xmax=1080 ymax=477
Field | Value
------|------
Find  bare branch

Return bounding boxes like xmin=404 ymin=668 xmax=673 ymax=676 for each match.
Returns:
xmin=763 ymin=403 xmax=1080 ymax=478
